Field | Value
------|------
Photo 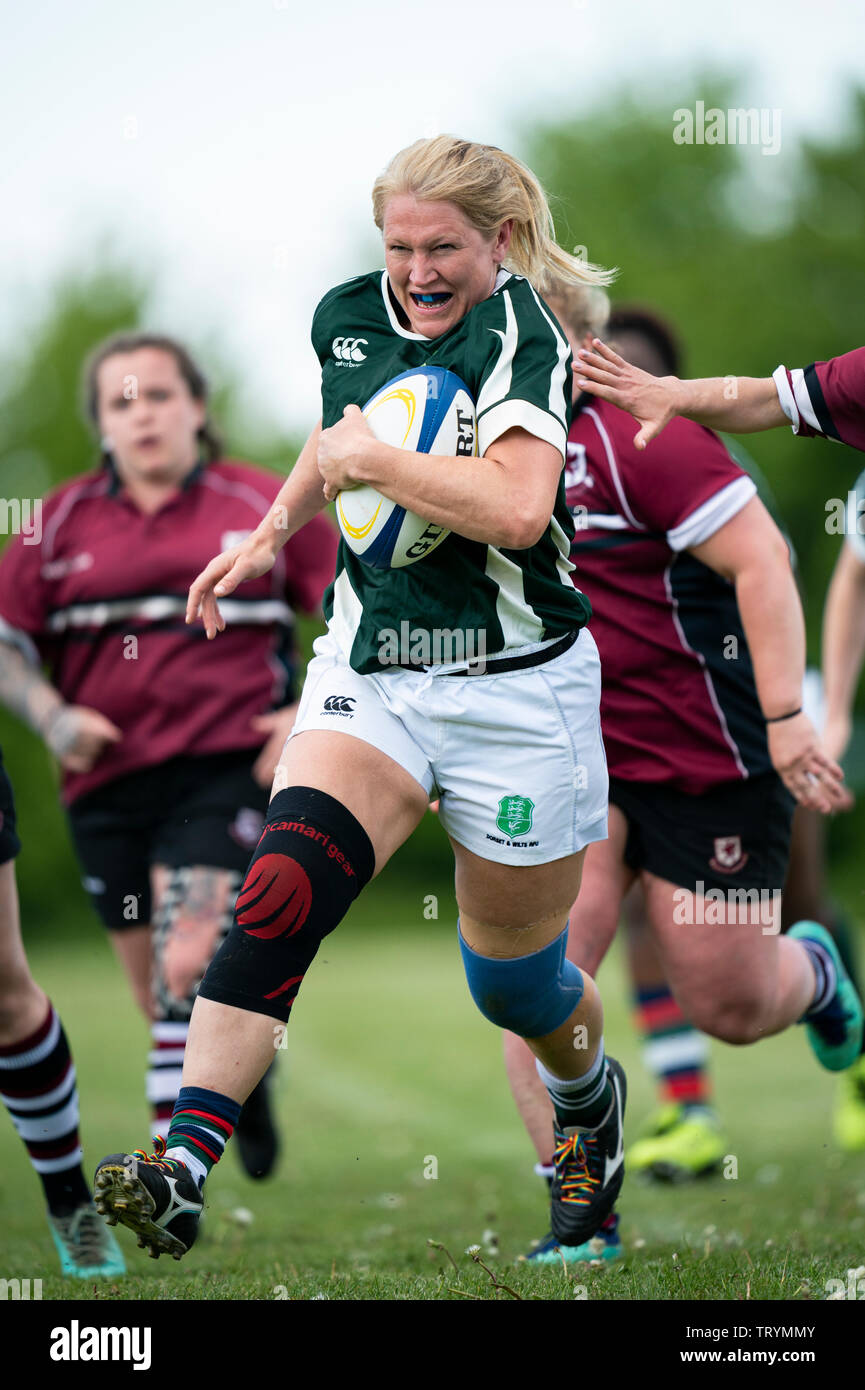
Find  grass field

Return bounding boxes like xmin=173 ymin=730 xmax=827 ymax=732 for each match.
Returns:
xmin=3 ymin=870 xmax=865 ymax=1306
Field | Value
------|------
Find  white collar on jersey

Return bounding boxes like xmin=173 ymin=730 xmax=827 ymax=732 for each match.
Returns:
xmin=379 ymin=268 xmax=514 ymax=341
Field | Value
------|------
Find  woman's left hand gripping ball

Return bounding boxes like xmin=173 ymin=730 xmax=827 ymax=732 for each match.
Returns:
xmin=317 ymin=405 xmax=375 ymax=502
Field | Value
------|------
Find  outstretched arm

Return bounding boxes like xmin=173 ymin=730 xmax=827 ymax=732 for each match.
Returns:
xmin=574 ymin=339 xmax=786 ymax=449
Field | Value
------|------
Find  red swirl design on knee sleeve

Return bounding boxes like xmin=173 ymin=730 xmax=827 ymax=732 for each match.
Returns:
xmin=236 ymin=854 xmax=312 ymax=939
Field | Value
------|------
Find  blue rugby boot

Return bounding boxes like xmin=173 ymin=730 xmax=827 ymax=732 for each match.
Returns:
xmin=48 ymin=1201 xmax=126 ymax=1278
xmin=790 ymin=922 xmax=864 ymax=1072
xmin=523 ymin=1211 xmax=623 ymax=1265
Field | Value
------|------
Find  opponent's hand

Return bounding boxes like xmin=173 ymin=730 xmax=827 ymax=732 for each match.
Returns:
xmin=186 ymin=536 xmax=278 ymax=640
xmin=574 ymin=339 xmax=680 ymax=450
xmin=41 ymin=705 xmax=122 ymax=773
xmin=250 ymin=704 xmax=300 ymax=789
xmin=767 ymin=713 xmax=851 ymax=814
xmin=317 ymin=405 xmax=374 ymax=502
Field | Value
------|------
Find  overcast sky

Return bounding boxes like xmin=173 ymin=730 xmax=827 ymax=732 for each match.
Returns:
xmin=3 ymin=0 xmax=865 ymax=441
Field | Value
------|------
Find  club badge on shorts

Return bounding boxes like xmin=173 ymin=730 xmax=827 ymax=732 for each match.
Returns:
xmin=497 ymin=795 xmax=535 ymax=838
xmin=710 ymin=835 xmax=748 ymax=874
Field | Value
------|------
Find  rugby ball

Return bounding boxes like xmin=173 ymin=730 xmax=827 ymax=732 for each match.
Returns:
xmin=336 ymin=366 xmax=476 ymax=568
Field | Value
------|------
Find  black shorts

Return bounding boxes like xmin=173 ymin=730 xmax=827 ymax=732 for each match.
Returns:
xmin=67 ymin=752 xmax=269 ymax=930
xmin=609 ymin=771 xmax=795 ymax=894
xmin=0 ymin=755 xmax=22 ymax=866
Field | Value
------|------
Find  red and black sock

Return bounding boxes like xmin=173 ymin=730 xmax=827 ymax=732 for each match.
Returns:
xmin=634 ymin=985 xmax=712 ymax=1110
xmin=147 ymin=1020 xmax=188 ymax=1124
xmin=0 ymin=1003 xmax=91 ymax=1215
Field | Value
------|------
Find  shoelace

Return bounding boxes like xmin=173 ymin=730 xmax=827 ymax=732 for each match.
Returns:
xmin=555 ymin=1130 xmax=600 ymax=1207
xmin=54 ymin=1205 xmax=113 ymax=1264
xmin=130 ymin=1134 xmax=185 ymax=1174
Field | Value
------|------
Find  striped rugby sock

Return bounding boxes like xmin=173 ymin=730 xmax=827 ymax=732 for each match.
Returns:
xmin=0 ymin=1002 xmax=90 ymax=1215
xmin=147 ymin=1021 xmax=188 ymax=1124
xmin=635 ymin=985 xmax=712 ymax=1109
xmin=165 ymin=1085 xmax=242 ymax=1189
xmin=537 ymin=1040 xmax=612 ymax=1131
xmin=799 ymin=937 xmax=837 ymax=1016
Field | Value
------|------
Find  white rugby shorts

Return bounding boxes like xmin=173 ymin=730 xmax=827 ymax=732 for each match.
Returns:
xmin=289 ymin=627 xmax=608 ymax=866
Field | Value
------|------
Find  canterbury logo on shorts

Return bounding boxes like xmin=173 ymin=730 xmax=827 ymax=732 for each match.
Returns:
xmin=322 ymin=695 xmax=356 ymax=715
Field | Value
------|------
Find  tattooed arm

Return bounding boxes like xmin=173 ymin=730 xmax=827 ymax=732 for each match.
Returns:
xmin=0 ymin=638 xmax=122 ymax=771
xmin=0 ymin=636 xmax=63 ymax=735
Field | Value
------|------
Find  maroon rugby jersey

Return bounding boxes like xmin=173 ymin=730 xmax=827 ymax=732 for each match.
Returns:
xmin=773 ymin=347 xmax=865 ymax=452
xmin=0 ymin=460 xmax=337 ymax=805
xmin=567 ymin=396 xmax=771 ymax=793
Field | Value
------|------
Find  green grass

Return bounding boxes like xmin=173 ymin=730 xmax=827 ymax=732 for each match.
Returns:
xmin=4 ymin=882 xmax=865 ymax=1302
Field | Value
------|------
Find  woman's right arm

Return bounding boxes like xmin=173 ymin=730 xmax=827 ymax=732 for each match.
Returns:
xmin=186 ymin=421 xmax=326 ymax=638
xmin=0 ymin=639 xmax=63 ymax=735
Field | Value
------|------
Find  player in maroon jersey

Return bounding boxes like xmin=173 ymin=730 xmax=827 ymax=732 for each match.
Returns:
xmin=572 ymin=338 xmax=865 ymax=454
xmin=575 ymin=309 xmax=863 ymax=1178
xmin=504 ymin=281 xmax=862 ymax=1261
xmin=575 ymin=308 xmax=731 ymax=1191
xmin=0 ymin=333 xmax=337 ymax=1177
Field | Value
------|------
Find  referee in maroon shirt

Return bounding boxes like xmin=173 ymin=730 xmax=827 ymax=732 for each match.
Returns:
xmin=0 ymin=333 xmax=337 ymax=1177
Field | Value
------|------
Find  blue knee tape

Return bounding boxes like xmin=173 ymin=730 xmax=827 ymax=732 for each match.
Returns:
xmin=458 ymin=924 xmax=584 ymax=1036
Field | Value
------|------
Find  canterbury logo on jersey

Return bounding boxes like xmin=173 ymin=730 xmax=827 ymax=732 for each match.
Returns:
xmin=322 ymin=695 xmax=356 ymax=714
xmin=332 ymin=337 xmax=368 ymax=363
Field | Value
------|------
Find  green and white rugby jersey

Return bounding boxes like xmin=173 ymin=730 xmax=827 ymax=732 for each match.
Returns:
xmin=312 ymin=268 xmax=591 ymax=674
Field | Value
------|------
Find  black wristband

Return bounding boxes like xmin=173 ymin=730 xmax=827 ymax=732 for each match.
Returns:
xmin=765 ymin=707 xmax=802 ymax=725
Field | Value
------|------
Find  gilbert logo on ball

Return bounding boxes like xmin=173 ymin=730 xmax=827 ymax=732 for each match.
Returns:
xmin=336 ymin=366 xmax=476 ymax=569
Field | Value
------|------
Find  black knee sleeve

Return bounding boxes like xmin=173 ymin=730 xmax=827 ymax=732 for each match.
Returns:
xmin=198 ymin=787 xmax=375 ymax=1023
